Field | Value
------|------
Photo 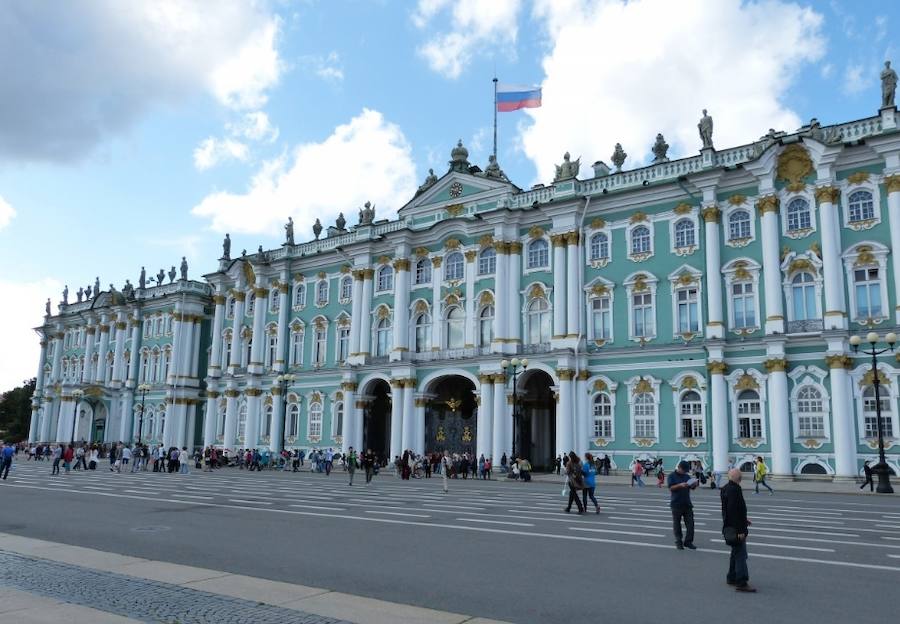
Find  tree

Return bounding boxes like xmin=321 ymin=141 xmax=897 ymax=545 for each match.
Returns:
xmin=0 ymin=378 xmax=36 ymax=441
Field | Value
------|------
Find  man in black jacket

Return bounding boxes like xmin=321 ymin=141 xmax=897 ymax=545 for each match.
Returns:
xmin=721 ymin=468 xmax=756 ymax=592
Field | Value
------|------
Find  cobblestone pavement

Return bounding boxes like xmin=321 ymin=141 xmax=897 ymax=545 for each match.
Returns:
xmin=0 ymin=550 xmax=347 ymax=624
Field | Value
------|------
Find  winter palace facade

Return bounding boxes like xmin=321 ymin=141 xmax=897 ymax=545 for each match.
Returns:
xmin=27 ymin=102 xmax=900 ymax=479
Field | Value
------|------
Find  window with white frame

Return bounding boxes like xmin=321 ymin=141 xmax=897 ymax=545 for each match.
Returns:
xmin=786 ymin=198 xmax=811 ymax=232
xmin=728 ymin=210 xmax=751 ymax=241
xmin=590 ymin=232 xmax=609 ymax=261
xmin=632 ymin=393 xmax=656 ymax=438
xmin=263 ymin=403 xmax=273 ymax=438
xmin=632 ymin=292 xmax=654 ymax=338
xmin=731 ymin=282 xmax=756 ymax=328
xmin=414 ymin=313 xmax=432 ymax=353
xmin=247 ymin=293 xmax=256 ymax=316
xmin=679 ymin=391 xmax=703 ymax=438
xmin=270 ymin=291 xmax=280 ymax=313
xmin=674 ymin=219 xmax=695 ymax=248
xmin=143 ymin=319 xmax=152 ymax=338
xmin=863 ymin=386 xmax=893 ymax=437
xmin=675 ymin=287 xmax=699 ymax=334
xmin=377 ymin=266 xmax=393 ymax=292
xmin=314 ymin=327 xmax=327 ymax=366
xmin=165 ymin=314 xmax=173 ymax=335
xmin=854 ymin=267 xmax=883 ymax=319
xmin=242 ymin=334 xmax=252 ymax=367
xmin=337 ymin=326 xmax=350 ymax=363
xmin=144 ymin=408 xmax=155 ymax=440
xmin=308 ymin=402 xmax=323 ymax=439
xmin=791 ymin=272 xmax=818 ymax=321
xmin=333 ymin=401 xmax=344 ymax=437
xmin=445 ymin=306 xmax=465 ymax=349
xmin=591 ymin=297 xmax=611 ymax=340
xmin=226 ymin=297 xmax=236 ymax=318
xmin=415 ymin=258 xmax=431 ymax=284
xmin=289 ymin=330 xmax=303 ymax=367
xmin=340 ymin=276 xmax=353 ymax=301
xmin=848 ymin=190 xmax=875 ymax=223
xmin=631 ymin=225 xmax=651 ymax=255
xmin=287 ymin=403 xmax=299 ymax=437
xmin=140 ymin=350 xmax=150 ymax=382
xmin=796 ymin=385 xmax=825 ymax=437
xmin=527 ymin=298 xmax=551 ymax=344
xmin=593 ymin=394 xmax=613 ymax=438
xmin=237 ymin=402 xmax=247 ymax=439
xmin=375 ymin=318 xmax=392 ymax=356
xmin=444 ymin=252 xmax=465 ymax=281
xmin=161 ymin=348 xmax=171 ymax=381
xmin=736 ymin=390 xmax=762 ymax=438
xmin=527 ymin=239 xmax=549 ymax=269
xmin=216 ymin=400 xmax=226 ymax=437
xmin=266 ymin=333 xmax=277 ymax=368
xmin=479 ymin=305 xmax=494 ymax=346
xmin=222 ymin=333 xmax=232 ymax=368
xmin=151 ymin=349 xmax=161 ymax=382
xmin=293 ymin=284 xmax=305 ymax=307
xmin=316 ymin=281 xmax=328 ymax=305
xmin=478 ymin=248 xmax=496 ymax=275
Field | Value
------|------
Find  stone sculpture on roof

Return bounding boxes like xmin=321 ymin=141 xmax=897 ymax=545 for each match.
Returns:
xmin=553 ymin=152 xmax=580 ymax=182
xmin=449 ymin=140 xmax=470 ymax=173
xmin=651 ymin=134 xmax=669 ymax=163
xmin=698 ymin=109 xmax=714 ymax=149
xmin=156 ymin=269 xmax=165 ymax=285
xmin=139 ymin=267 xmax=146 ymax=290
xmin=45 ymin=298 xmax=51 ymax=316
xmin=882 ymin=60 xmax=897 ymax=108
xmin=358 ymin=201 xmax=375 ymax=226
xmin=62 ymin=285 xmax=68 ymax=305
xmin=180 ymin=257 xmax=188 ymax=281
xmin=312 ymin=218 xmax=322 ymax=240
xmin=417 ymin=168 xmax=439 ymax=194
xmin=483 ymin=155 xmax=508 ymax=181
xmin=94 ymin=276 xmax=100 ymax=296
xmin=76 ymin=287 xmax=83 ymax=303
xmin=168 ymin=267 xmax=176 ymax=283
xmin=285 ymin=217 xmax=295 ymax=245
xmin=336 ymin=212 xmax=346 ymax=231
xmin=611 ymin=143 xmax=627 ymax=172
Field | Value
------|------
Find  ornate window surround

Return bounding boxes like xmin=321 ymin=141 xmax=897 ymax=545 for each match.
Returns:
xmin=625 ymin=375 xmax=661 ymax=444
xmin=625 ymin=218 xmax=654 ymax=262
xmin=840 ymin=175 xmax=882 ymax=231
xmin=589 ymin=375 xmax=618 ymax=445
xmin=781 ymin=251 xmax=824 ymax=326
xmin=726 ymin=368 xmax=769 ymax=445
xmin=667 ymin=265 xmax=704 ymax=339
xmin=292 ymin=283 xmax=306 ymax=310
xmin=722 ymin=198 xmax=757 ymax=248
xmin=779 ymin=189 xmax=816 ymax=239
xmin=668 ymin=208 xmax=700 ymax=257
xmin=842 ymin=241 xmax=890 ymax=324
xmin=788 ymin=366 xmax=831 ymax=442
xmin=315 ymin=278 xmax=330 ymax=308
xmin=523 ymin=234 xmax=552 ymax=275
xmin=339 ymin=275 xmax=353 ymax=303
xmin=668 ymin=371 xmax=708 ymax=443
xmin=585 ymin=219 xmax=612 ymax=268
xmin=623 ymin=271 xmax=658 ymax=343
xmin=722 ymin=258 xmax=762 ymax=334
xmin=584 ymin=277 xmax=615 ymax=345
xmin=850 ymin=362 xmax=899 ymax=443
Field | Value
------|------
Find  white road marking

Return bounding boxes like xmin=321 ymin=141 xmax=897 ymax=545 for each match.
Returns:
xmin=289 ymin=504 xmax=346 ymax=511
xmin=709 ymin=539 xmax=834 ymax=552
xmin=460 ymin=518 xmax=535 ymax=527
xmin=366 ymin=510 xmax=430 ymax=518
xmin=569 ymin=527 xmax=663 ymax=538
xmin=170 ymin=494 xmax=213 ymax=500
xmin=228 ymin=499 xmax=272 ymax=505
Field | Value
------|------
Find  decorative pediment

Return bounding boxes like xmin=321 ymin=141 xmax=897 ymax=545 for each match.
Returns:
xmin=397 ymin=170 xmax=517 ymax=220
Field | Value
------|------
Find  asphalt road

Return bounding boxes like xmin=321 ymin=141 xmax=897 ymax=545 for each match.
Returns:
xmin=1 ymin=461 xmax=898 ymax=623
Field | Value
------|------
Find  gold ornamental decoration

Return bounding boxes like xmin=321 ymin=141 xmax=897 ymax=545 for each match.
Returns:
xmin=590 ymin=217 xmax=606 ymax=230
xmin=885 ymin=174 xmax=900 ymax=193
xmin=478 ymin=234 xmax=494 ymax=248
xmin=847 ymin=171 xmax=871 ymax=185
xmin=528 ymin=283 xmax=546 ymax=298
xmin=853 ymin=245 xmax=876 ymax=267
xmin=735 ymin=373 xmax=759 ymax=391
xmin=446 ymin=204 xmax=465 ymax=216
xmin=756 ymin=195 xmax=779 ymax=215
xmin=763 ymin=358 xmax=787 ymax=373
xmin=860 ymin=369 xmax=890 ymax=388
xmin=376 ymin=305 xmax=391 ymax=319
xmin=674 ymin=202 xmax=693 ymax=215
xmin=445 ymin=397 xmax=463 ymax=411
xmin=788 ymin=258 xmax=814 ymax=274
xmin=629 ymin=211 xmax=648 ymax=223
xmin=728 ymin=195 xmax=746 ymax=206
xmin=632 ymin=274 xmax=649 ymax=293
xmin=706 ymin=361 xmax=728 ymax=375
xmin=680 ymin=377 xmax=698 ymax=390
xmin=593 ymin=379 xmax=608 ymax=392
xmin=243 ymin=262 xmax=256 ymax=287
xmin=479 ymin=291 xmax=494 ymax=305
xmin=701 ymin=206 xmax=720 ymax=223
xmin=462 ymin=426 xmax=473 ymax=442
xmin=414 ymin=300 xmax=429 ymax=314
xmin=776 ymin=144 xmax=813 ymax=188
xmin=814 ymin=186 xmax=840 ymax=205
xmin=376 ymin=256 xmax=390 ymax=266
xmin=591 ymin=283 xmax=608 ymax=296
xmin=633 ymin=378 xmax=652 ymax=395
xmin=415 ymin=246 xmax=429 ymax=258
xmin=528 ymin=225 xmax=545 ymax=239
xmin=436 ymin=426 xmax=446 ymax=442
xmin=444 ymin=238 xmax=461 ymax=250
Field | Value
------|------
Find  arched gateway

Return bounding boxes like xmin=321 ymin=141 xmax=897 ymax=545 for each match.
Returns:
xmin=361 ymin=379 xmax=391 ymax=463
xmin=517 ymin=369 xmax=556 ymax=471
xmin=424 ymin=376 xmax=477 ymax=456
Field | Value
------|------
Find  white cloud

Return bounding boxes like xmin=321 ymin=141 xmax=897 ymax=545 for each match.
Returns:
xmin=193 ymin=137 xmax=250 ymax=171
xmin=0 ymin=195 xmax=15 ymax=231
xmin=192 ymin=109 xmax=417 ymax=235
xmin=0 ymin=1 xmax=282 ymax=163
xmin=145 ymin=235 xmax=203 ymax=261
xmin=0 ymin=278 xmax=61 ymax=393
xmin=820 ymin=63 xmax=834 ymax=79
xmin=520 ymin=0 xmax=826 ymax=182
xmin=299 ymin=51 xmax=345 ymax=83
xmin=227 ymin=112 xmax=280 ymax=143
xmin=414 ymin=0 xmax=521 ymax=78
xmin=843 ymin=63 xmax=868 ymax=94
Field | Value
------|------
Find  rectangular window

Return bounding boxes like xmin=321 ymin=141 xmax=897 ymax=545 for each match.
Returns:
xmin=732 ymin=282 xmax=756 ymax=328
xmin=337 ymin=327 xmax=350 ymax=363
xmin=592 ymin=297 xmax=611 ymax=340
xmin=854 ymin=268 xmax=882 ymax=318
xmin=314 ymin=330 xmax=326 ymax=366
xmin=632 ymin=293 xmax=654 ymax=337
xmin=676 ymin=288 xmax=699 ymax=333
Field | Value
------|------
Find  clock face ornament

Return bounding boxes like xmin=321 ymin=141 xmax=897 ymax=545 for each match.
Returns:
xmin=449 ymin=182 xmax=463 ymax=198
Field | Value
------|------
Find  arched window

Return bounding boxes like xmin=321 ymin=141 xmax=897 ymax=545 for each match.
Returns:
xmin=445 ymin=252 xmax=465 ymax=281
xmin=863 ymin=386 xmax=893 ymax=438
xmin=633 ymin=393 xmax=656 ymax=437
xmin=445 ymin=306 xmax=465 ymax=349
xmin=854 ymin=267 xmax=883 ymax=318
xmin=144 ymin=408 xmax=155 ymax=441
xmin=527 ymin=239 xmax=549 ymax=269
xmin=247 ymin=293 xmax=256 ymax=316
xmin=593 ymin=394 xmax=613 ymax=438
xmin=340 ymin=276 xmax=353 ymax=300
xmin=287 ymin=403 xmax=299 ymax=438
xmin=414 ymin=313 xmax=432 ymax=353
xmin=161 ymin=348 xmax=171 ymax=381
xmin=375 ymin=318 xmax=392 ymax=357
xmin=263 ymin=403 xmax=273 ymax=438
xmin=848 ymin=190 xmax=875 ymax=223
xmin=728 ymin=210 xmax=751 ymax=240
xmin=222 ymin=332 xmax=232 ymax=368
xmin=679 ymin=390 xmax=703 ymax=438
xmin=143 ymin=318 xmax=152 ymax=337
xmin=316 ymin=280 xmax=328 ymax=305
xmin=377 ymin=266 xmax=393 ymax=292
xmin=786 ymin=198 xmax=811 ymax=232
xmin=479 ymin=305 xmax=494 ymax=346
xmin=314 ymin=326 xmax=327 ymax=365
xmin=796 ymin=385 xmax=825 ymax=437
xmin=737 ymin=389 xmax=762 ymax=438
xmin=415 ymin=258 xmax=431 ymax=284
xmin=478 ymin=248 xmax=496 ymax=275
xmin=527 ymin=298 xmax=551 ymax=344
xmin=140 ymin=350 xmax=150 ymax=383
xmin=674 ymin=219 xmax=695 ymax=248
xmin=158 ymin=408 xmax=166 ymax=438
xmin=243 ymin=334 xmax=253 ymax=367
xmin=590 ymin=233 xmax=609 ymax=261
xmin=791 ymin=272 xmax=818 ymax=320
xmin=237 ymin=402 xmax=247 ymax=440
xmin=290 ymin=330 xmax=303 ymax=367
xmin=675 ymin=287 xmax=699 ymax=333
xmin=631 ymin=225 xmax=651 ymax=254
xmin=293 ymin=284 xmax=306 ymax=307
xmin=308 ymin=402 xmax=323 ymax=439
xmin=151 ymin=348 xmax=161 ymax=382
xmin=333 ymin=401 xmax=344 ymax=437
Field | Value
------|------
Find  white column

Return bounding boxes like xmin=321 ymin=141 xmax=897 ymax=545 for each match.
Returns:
xmin=552 ymin=235 xmax=567 ymax=338
xmin=127 ymin=316 xmax=141 ymax=384
xmin=359 ymin=270 xmax=374 ymax=356
xmin=94 ymin=316 xmax=111 ymax=384
xmin=275 ymin=279 xmax=290 ymax=372
xmin=111 ymin=314 xmax=127 ymax=385
xmin=349 ymin=271 xmax=364 ymax=356
xmin=50 ymin=329 xmax=63 ymax=382
xmin=703 ymin=206 xmax=724 ymax=339
xmin=209 ymin=292 xmax=226 ymax=377
xmin=269 ymin=389 xmax=284 ymax=453
xmin=120 ymin=390 xmax=134 ymax=443
xmin=81 ymin=325 xmax=95 ymax=383
xmin=507 ymin=243 xmax=522 ymax=346
xmin=757 ymin=195 xmax=784 ymax=334
xmin=162 ymin=399 xmax=176 ymax=448
xmin=576 ymin=371 xmax=589 ymax=456
xmin=223 ymin=386 xmax=238 ymax=449
xmin=884 ymin=175 xmax=900 ymax=323
xmin=478 ymin=374 xmax=494 ymax=460
xmin=204 ymin=387 xmax=219 ymax=448
xmin=709 ymin=362 xmax=729 ymax=472
xmin=228 ymin=292 xmax=246 ymax=372
xmin=352 ymin=393 xmax=364 ymax=453
xmin=390 ymin=379 xmax=403 ymax=461
xmin=28 ymin=404 xmax=39 ymax=443
xmin=431 ymin=259 xmax=443 ymax=350
xmin=414 ymin=398 xmax=426 ymax=455
xmin=492 ymin=374 xmax=508 ymax=461
xmin=393 ymin=260 xmax=411 ymax=356
xmin=464 ymin=251 xmax=476 ymax=347
xmin=815 ymin=186 xmax=847 ymax=330
xmin=41 ymin=399 xmax=54 ymax=442
xmin=566 ymin=233 xmax=580 ymax=337
xmin=169 ymin=309 xmax=184 ymax=384
xmin=827 ymin=353 xmax=857 ymax=477
xmin=186 ymin=403 xmax=197 ymax=450
xmin=249 ymin=286 xmax=268 ymax=373
xmin=765 ymin=356 xmax=792 ymax=476
xmin=556 ymin=370 xmax=574 ymax=457
xmin=401 ymin=379 xmax=415 ymax=451
xmin=190 ymin=317 xmax=201 ymax=378
xmin=245 ymin=388 xmax=261 ymax=448
xmin=34 ymin=338 xmax=49 ymax=396
xmin=493 ymin=246 xmax=508 ymax=348
xmin=341 ymin=381 xmax=356 ymax=455
xmin=57 ymin=397 xmax=74 ymax=443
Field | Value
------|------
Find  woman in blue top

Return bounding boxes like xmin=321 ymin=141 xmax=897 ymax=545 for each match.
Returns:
xmin=581 ymin=453 xmax=600 ymax=514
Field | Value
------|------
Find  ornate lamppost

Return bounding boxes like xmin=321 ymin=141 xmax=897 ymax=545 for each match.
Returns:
xmin=501 ymin=358 xmax=528 ymax=460
xmin=849 ymin=331 xmax=896 ymax=494
xmin=70 ymin=389 xmax=84 ymax=445
xmin=136 ymin=383 xmax=152 ymax=444
xmin=275 ymin=373 xmax=297 ymax=451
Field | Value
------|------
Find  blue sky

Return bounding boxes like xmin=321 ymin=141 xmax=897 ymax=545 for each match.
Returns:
xmin=0 ymin=0 xmax=896 ymax=391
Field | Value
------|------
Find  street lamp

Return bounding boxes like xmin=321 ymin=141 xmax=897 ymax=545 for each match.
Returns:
xmin=500 ymin=358 xmax=528 ymax=461
xmin=849 ymin=331 xmax=897 ymax=494
xmin=136 ymin=383 xmax=152 ymax=445
xmin=275 ymin=373 xmax=297 ymax=452
xmin=70 ymin=389 xmax=84 ymax=445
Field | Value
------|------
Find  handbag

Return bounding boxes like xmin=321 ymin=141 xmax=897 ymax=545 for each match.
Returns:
xmin=723 ymin=527 xmax=740 ymax=546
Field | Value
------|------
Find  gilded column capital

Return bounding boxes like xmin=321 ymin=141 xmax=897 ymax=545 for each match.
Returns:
xmin=270 ymin=387 xmax=283 ymax=396
xmin=825 ymin=354 xmax=853 ymax=369
xmin=431 ymin=256 xmax=443 ymax=268
xmin=213 ymin=294 xmax=226 ymax=305
xmin=493 ymin=373 xmax=507 ymax=384
xmin=464 ymin=250 xmax=477 ymax=262
xmin=478 ymin=373 xmax=493 ymax=384
xmin=390 ymin=378 xmax=403 ymax=388
xmin=414 ymin=397 xmax=428 ymax=407
xmin=883 ymin=174 xmax=900 ymax=194
xmin=557 ymin=368 xmax=576 ymax=381
xmin=245 ymin=388 xmax=263 ymax=397
xmin=254 ymin=287 xmax=269 ymax=297
xmin=550 ymin=234 xmax=567 ymax=248
xmin=706 ymin=361 xmax=728 ymax=375
xmin=755 ymin=195 xmax=780 ymax=215
xmin=763 ymin=358 xmax=787 ymax=373
xmin=392 ymin=259 xmax=411 ymax=272
xmin=224 ymin=389 xmax=241 ymax=398
xmin=231 ymin=290 xmax=246 ymax=302
xmin=577 ymin=369 xmax=590 ymax=381
xmin=341 ymin=381 xmax=359 ymax=392
xmin=99 ymin=325 xmax=110 ymax=333
xmin=206 ymin=391 xmax=221 ymax=399
xmin=509 ymin=242 xmax=523 ymax=254
xmin=701 ymin=206 xmax=721 ymax=223
xmin=85 ymin=327 xmax=96 ymax=335
xmin=352 ymin=269 xmax=365 ymax=281
xmin=355 ymin=399 xmax=369 ymax=409
xmin=115 ymin=321 xmax=127 ymax=330
xmin=814 ymin=186 xmax=840 ymax=205
xmin=494 ymin=241 xmax=510 ymax=255
xmin=278 ymin=283 xmax=289 ymax=294
xmin=363 ymin=268 xmax=375 ymax=280
xmin=565 ymin=231 xmax=580 ymax=246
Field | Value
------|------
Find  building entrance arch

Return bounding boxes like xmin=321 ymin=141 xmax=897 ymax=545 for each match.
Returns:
xmin=424 ymin=375 xmax=477 ymax=457
xmin=518 ymin=369 xmax=556 ymax=471
xmin=362 ymin=379 xmax=391 ymax=464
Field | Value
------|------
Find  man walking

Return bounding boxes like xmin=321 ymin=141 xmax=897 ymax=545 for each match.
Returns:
xmin=1 ymin=442 xmax=14 ymax=480
xmin=441 ymin=451 xmax=450 ymax=493
xmin=668 ymin=460 xmax=698 ymax=550
xmin=364 ymin=449 xmax=375 ymax=484
xmin=754 ymin=456 xmax=774 ymax=494
xmin=860 ymin=460 xmax=874 ymax=492
xmin=346 ymin=447 xmax=358 ymax=486
xmin=722 ymin=468 xmax=755 ymax=592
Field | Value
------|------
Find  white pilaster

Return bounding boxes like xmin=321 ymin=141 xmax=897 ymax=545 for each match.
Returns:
xmin=576 ymin=371 xmax=588 ymax=456
xmin=401 ymin=379 xmax=415 ymax=451
xmin=816 ymin=186 xmax=847 ymax=330
xmin=390 ymin=379 xmax=403 ymax=461
xmin=414 ymin=397 xmax=426 ymax=455
xmin=248 ymin=285 xmax=268 ymax=374
xmin=34 ymin=338 xmax=48 ymax=397
xmin=94 ymin=315 xmax=110 ymax=384
xmin=566 ymin=234 xmax=580 ymax=337
xmin=709 ymin=361 xmax=729 ymax=472
xmin=120 ymin=390 xmax=134 ymax=443
xmin=41 ymin=399 xmax=54 ymax=442
xmin=827 ymin=346 xmax=857 ymax=478
xmin=111 ymin=313 xmax=127 ymax=386
xmin=556 ymin=370 xmax=574 ymax=457
xmin=431 ymin=259 xmax=443 ymax=350
xmin=552 ymin=235 xmax=567 ymax=339
xmin=885 ymin=176 xmax=900 ymax=323
xmin=341 ymin=381 xmax=356 ymax=455
xmin=50 ymin=328 xmax=63 ymax=382
xmin=703 ymin=206 xmax=724 ymax=339
xmin=275 ymin=277 xmax=290 ymax=372
xmin=764 ymin=347 xmax=791 ymax=476
xmin=392 ymin=258 xmax=411 ymax=359
xmin=269 ymin=390 xmax=284 ymax=453
xmin=359 ymin=270 xmax=374 ymax=356
xmin=492 ymin=247 xmax=508 ymax=349
xmin=204 ymin=387 xmax=219 ymax=448
xmin=464 ymin=251 xmax=476 ymax=347
xmin=127 ymin=316 xmax=141 ymax=385
xmin=222 ymin=385 xmax=238 ymax=449
xmin=349 ymin=271 xmax=364 ymax=357
xmin=507 ymin=243 xmax=522 ymax=349
xmin=492 ymin=374 xmax=508 ymax=461
xmin=162 ymin=399 xmax=176 ymax=448
xmin=245 ymin=388 xmax=261 ymax=449
xmin=758 ymin=196 xmax=785 ymax=334
xmin=228 ymin=291 xmax=246 ymax=372
xmin=81 ymin=324 xmax=95 ymax=383
xmin=477 ymin=374 xmax=494 ymax=460
xmin=28 ymin=406 xmax=39 ymax=443
xmin=209 ymin=290 xmax=226 ymax=377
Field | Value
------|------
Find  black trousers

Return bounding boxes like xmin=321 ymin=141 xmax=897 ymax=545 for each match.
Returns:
xmin=566 ymin=487 xmax=585 ymax=512
xmin=1 ymin=459 xmax=11 ymax=479
xmin=672 ymin=506 xmax=695 ymax=546
xmin=582 ymin=485 xmax=598 ymax=509
xmin=860 ymin=476 xmax=874 ymax=491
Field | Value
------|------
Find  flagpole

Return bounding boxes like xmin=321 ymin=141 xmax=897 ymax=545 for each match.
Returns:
xmin=492 ymin=76 xmax=498 ymax=159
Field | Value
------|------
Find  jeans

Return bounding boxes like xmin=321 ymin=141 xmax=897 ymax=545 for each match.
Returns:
xmin=1 ymin=458 xmax=11 ymax=479
xmin=671 ymin=506 xmax=695 ymax=546
xmin=727 ymin=539 xmax=749 ymax=585
xmin=52 ymin=458 xmax=60 ymax=475
xmin=180 ymin=463 xmax=189 ymax=474
xmin=582 ymin=485 xmax=598 ymax=509
xmin=755 ymin=476 xmax=774 ymax=493
xmin=633 ymin=475 xmax=644 ymax=487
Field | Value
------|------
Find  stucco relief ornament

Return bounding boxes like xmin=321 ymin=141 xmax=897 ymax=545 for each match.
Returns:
xmin=358 ymin=201 xmax=375 ymax=225
xmin=882 ymin=60 xmax=897 ymax=108
xmin=698 ymin=109 xmax=714 ymax=149
xmin=222 ymin=233 xmax=231 ymax=260
xmin=139 ymin=267 xmax=146 ymax=289
xmin=180 ymin=257 xmax=188 ymax=281
xmin=611 ymin=143 xmax=627 ymax=172
xmin=651 ymin=133 xmax=669 ymax=163
xmin=553 ymin=152 xmax=580 ymax=182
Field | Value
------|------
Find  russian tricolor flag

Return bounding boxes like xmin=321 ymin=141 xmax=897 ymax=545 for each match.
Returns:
xmin=496 ymin=83 xmax=542 ymax=112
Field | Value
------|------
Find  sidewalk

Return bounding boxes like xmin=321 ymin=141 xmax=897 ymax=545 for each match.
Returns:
xmin=0 ymin=533 xmax=511 ymax=624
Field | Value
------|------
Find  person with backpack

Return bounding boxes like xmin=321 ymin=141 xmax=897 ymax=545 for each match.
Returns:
xmin=632 ymin=460 xmax=645 ymax=487
xmin=564 ymin=451 xmax=586 ymax=513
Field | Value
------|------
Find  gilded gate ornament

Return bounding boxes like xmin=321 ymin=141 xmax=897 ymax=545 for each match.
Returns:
xmin=436 ymin=426 xmax=446 ymax=442
xmin=462 ymin=426 xmax=472 ymax=442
